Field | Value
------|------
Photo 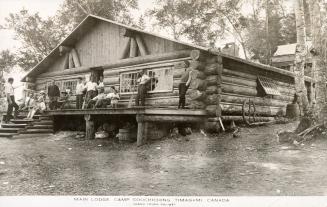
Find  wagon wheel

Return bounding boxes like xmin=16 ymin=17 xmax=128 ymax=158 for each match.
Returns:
xmin=242 ymin=99 xmax=256 ymax=125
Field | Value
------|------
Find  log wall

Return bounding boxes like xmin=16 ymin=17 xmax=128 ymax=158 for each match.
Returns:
xmin=35 ymin=51 xmax=192 ymax=108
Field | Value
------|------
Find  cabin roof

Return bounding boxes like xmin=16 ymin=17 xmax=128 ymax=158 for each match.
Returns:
xmin=22 ymin=14 xmax=310 ymax=82
xmin=273 ymin=41 xmax=312 ymax=57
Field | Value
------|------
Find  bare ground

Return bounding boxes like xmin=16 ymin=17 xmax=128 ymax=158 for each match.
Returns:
xmin=0 ymin=122 xmax=327 ymax=196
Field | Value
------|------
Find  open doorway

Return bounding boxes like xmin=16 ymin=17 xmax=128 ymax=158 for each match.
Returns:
xmin=90 ymin=67 xmax=104 ymax=83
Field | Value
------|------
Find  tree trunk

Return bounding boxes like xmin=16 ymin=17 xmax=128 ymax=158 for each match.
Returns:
xmin=294 ymin=0 xmax=309 ymax=115
xmin=308 ymin=0 xmax=327 ymax=121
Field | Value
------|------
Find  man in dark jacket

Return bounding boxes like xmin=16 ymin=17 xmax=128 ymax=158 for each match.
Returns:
xmin=48 ymin=80 xmax=60 ymax=110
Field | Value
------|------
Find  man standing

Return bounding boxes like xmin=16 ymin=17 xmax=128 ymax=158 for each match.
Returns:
xmin=48 ymin=79 xmax=60 ymax=110
xmin=5 ymin=78 xmax=19 ymax=123
xmin=178 ymin=60 xmax=193 ymax=109
xmin=135 ymin=69 xmax=150 ymax=106
xmin=75 ymin=77 xmax=85 ymax=109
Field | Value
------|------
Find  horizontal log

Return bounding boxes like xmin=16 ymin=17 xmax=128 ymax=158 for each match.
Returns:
xmin=189 ymin=60 xmax=205 ymax=71
xmin=222 ymin=83 xmax=257 ymax=96
xmin=173 ymin=68 xmax=186 ymax=78
xmin=206 ymin=104 xmax=285 ymax=116
xmin=188 ymin=100 xmax=206 ymax=109
xmin=192 ymin=70 xmax=206 ymax=80
xmin=143 ymin=115 xmax=205 ymax=123
xmin=38 ymin=67 xmax=91 ymax=78
xmin=206 ymin=85 xmax=218 ymax=95
xmin=223 ymin=75 xmax=256 ymax=88
xmin=207 ymin=75 xmax=218 ymax=86
xmin=208 ymin=116 xmax=275 ymax=122
xmin=206 ymin=94 xmax=289 ymax=107
xmin=103 ymin=77 xmax=120 ymax=85
xmin=102 ymin=50 xmax=191 ymax=70
xmin=188 ymin=90 xmax=207 ymax=101
xmin=204 ymin=63 xmax=223 ymax=75
xmin=174 ymin=60 xmax=188 ymax=69
xmin=189 ymin=79 xmax=208 ymax=91
xmin=223 ymin=68 xmax=295 ymax=89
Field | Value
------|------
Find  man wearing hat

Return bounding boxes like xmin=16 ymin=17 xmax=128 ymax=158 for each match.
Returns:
xmin=178 ymin=60 xmax=193 ymax=109
xmin=47 ymin=79 xmax=60 ymax=110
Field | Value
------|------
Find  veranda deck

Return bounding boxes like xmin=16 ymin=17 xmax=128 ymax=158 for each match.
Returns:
xmin=45 ymin=107 xmax=208 ymax=146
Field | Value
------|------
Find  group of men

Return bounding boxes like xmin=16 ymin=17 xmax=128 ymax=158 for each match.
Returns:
xmin=4 ymin=60 xmax=193 ymax=122
xmin=4 ymin=78 xmax=47 ymax=122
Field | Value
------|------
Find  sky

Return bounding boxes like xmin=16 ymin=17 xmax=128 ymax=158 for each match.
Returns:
xmin=0 ymin=0 xmax=154 ymax=51
xmin=0 ymin=0 xmax=154 ymax=97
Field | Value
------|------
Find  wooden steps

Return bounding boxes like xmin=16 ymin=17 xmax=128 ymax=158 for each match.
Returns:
xmin=10 ymin=119 xmax=37 ymax=124
xmin=0 ymin=133 xmax=17 ymax=138
xmin=0 ymin=128 xmax=21 ymax=133
xmin=1 ymin=123 xmax=28 ymax=128
xmin=0 ymin=114 xmax=54 ymax=138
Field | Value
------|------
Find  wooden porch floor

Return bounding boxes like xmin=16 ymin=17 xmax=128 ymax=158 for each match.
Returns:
xmin=45 ymin=107 xmax=207 ymax=117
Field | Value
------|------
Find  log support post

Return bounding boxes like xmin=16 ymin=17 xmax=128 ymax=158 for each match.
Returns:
xmin=136 ymin=114 xmax=148 ymax=146
xmin=84 ymin=114 xmax=95 ymax=139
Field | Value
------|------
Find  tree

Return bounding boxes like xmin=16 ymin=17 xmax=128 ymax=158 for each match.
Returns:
xmin=0 ymin=0 xmax=138 ymax=71
xmin=307 ymin=0 xmax=327 ymax=121
xmin=0 ymin=50 xmax=16 ymax=98
xmin=1 ymin=9 xmax=66 ymax=70
xmin=293 ymin=0 xmax=309 ymax=114
xmin=57 ymin=0 xmax=138 ymax=32
xmin=147 ymin=0 xmax=248 ymax=57
xmin=147 ymin=0 xmax=296 ymax=62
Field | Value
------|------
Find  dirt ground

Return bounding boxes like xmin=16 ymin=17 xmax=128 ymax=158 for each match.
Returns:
xmin=1 ymin=122 xmax=327 ymax=196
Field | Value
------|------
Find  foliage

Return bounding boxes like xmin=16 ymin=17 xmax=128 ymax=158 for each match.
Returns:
xmin=0 ymin=0 xmax=138 ymax=72
xmin=0 ymin=50 xmax=16 ymax=72
xmin=57 ymin=0 xmax=138 ymax=32
xmin=147 ymin=0 xmax=297 ymax=63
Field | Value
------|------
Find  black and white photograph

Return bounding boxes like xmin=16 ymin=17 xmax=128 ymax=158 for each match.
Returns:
xmin=0 ymin=0 xmax=327 ymax=206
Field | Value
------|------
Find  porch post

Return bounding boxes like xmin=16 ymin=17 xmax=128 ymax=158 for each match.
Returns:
xmin=84 ymin=114 xmax=95 ymax=139
xmin=136 ymin=114 xmax=148 ymax=146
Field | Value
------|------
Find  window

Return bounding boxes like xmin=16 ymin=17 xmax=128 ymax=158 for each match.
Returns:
xmin=120 ymin=72 xmax=139 ymax=93
xmin=62 ymin=80 xmax=77 ymax=94
xmin=148 ymin=67 xmax=173 ymax=92
xmin=120 ymin=67 xmax=173 ymax=94
xmin=46 ymin=80 xmax=77 ymax=94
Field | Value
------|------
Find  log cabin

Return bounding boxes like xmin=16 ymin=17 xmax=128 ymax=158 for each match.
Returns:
xmin=20 ymin=15 xmax=313 ymax=145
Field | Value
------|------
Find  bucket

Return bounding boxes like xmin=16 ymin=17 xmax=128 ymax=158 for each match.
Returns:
xmin=286 ymin=103 xmax=300 ymax=119
xmin=117 ymin=128 xmax=136 ymax=142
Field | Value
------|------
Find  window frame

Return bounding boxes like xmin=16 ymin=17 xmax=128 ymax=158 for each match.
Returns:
xmin=119 ymin=66 xmax=174 ymax=95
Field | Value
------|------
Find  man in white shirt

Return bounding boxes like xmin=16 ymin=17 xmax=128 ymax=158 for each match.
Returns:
xmin=75 ymin=77 xmax=85 ymax=109
xmin=135 ymin=69 xmax=150 ymax=106
xmin=83 ymin=78 xmax=97 ymax=109
xmin=4 ymin=78 xmax=19 ymax=123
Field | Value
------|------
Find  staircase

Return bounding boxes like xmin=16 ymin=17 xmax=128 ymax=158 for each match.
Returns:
xmin=0 ymin=114 xmax=54 ymax=138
